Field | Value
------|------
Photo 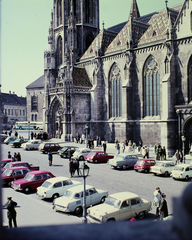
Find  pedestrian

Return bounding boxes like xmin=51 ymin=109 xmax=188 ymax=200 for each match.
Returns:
xmin=115 ymin=141 xmax=120 ymax=154
xmin=142 ymin=147 xmax=147 ymax=158
xmin=153 ymin=187 xmax=163 ymax=219
xmin=15 ymin=131 xmax=18 ymax=138
xmin=103 ymin=141 xmax=107 ymax=153
xmin=159 ymin=193 xmax=168 ymax=220
xmin=8 ymin=151 xmax=12 ymax=159
xmin=31 ymin=131 xmax=34 ymax=140
xmin=73 ymin=159 xmax=79 ymax=176
xmin=81 ymin=133 xmax=85 ymax=144
xmin=146 ymin=146 xmax=149 ymax=158
xmin=13 ymin=152 xmax=17 ymax=161
xmin=17 ymin=152 xmax=21 ymax=161
xmin=4 ymin=197 xmax=17 ymax=228
xmin=157 ymin=144 xmax=162 ymax=160
xmin=161 ymin=146 xmax=166 ymax=160
xmin=179 ymin=151 xmax=183 ymax=163
xmin=69 ymin=159 xmax=74 ymax=177
xmin=174 ymin=150 xmax=180 ymax=165
xmin=138 ymin=141 xmax=142 ymax=153
xmin=122 ymin=142 xmax=125 ymax=153
xmin=48 ymin=151 xmax=53 ymax=166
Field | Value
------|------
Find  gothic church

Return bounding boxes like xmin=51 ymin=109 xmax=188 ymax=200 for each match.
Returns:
xmin=42 ymin=0 xmax=192 ymax=155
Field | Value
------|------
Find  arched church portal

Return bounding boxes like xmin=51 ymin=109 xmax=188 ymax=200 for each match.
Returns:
xmin=183 ymin=117 xmax=192 ymax=153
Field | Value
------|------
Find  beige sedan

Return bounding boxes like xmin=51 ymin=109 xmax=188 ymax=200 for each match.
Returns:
xmin=87 ymin=192 xmax=151 ymax=223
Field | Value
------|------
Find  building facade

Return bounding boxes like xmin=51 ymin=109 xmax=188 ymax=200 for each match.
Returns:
xmin=43 ymin=0 xmax=192 ymax=155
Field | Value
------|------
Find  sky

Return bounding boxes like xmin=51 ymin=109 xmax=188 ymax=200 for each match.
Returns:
xmin=1 ymin=0 xmax=183 ymax=97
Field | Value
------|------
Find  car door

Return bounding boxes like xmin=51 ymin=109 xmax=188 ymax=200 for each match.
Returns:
xmin=62 ymin=180 xmax=73 ymax=195
xmin=119 ymin=199 xmax=133 ymax=221
xmin=80 ymin=190 xmax=91 ymax=207
xmin=31 ymin=174 xmax=43 ymax=190
xmin=12 ymin=169 xmax=23 ymax=181
xmin=52 ymin=181 xmax=62 ymax=196
xmin=89 ymin=188 xmax=100 ymax=205
xmin=130 ymin=198 xmax=142 ymax=216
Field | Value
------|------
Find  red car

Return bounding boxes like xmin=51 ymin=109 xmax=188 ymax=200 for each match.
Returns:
xmin=1 ymin=161 xmax=39 ymax=173
xmin=134 ymin=159 xmax=156 ymax=173
xmin=2 ymin=166 xmax=30 ymax=186
xmin=11 ymin=170 xmax=55 ymax=193
xmin=1 ymin=159 xmax=13 ymax=168
xmin=85 ymin=151 xmax=114 ymax=163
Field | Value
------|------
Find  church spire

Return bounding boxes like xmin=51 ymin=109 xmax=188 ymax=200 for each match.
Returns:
xmin=129 ymin=0 xmax=140 ymax=20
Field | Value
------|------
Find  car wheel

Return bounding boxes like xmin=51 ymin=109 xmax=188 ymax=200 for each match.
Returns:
xmin=164 ymin=171 xmax=169 ymax=177
xmin=52 ymin=193 xmax=59 ymax=199
xmin=112 ymin=166 xmax=117 ymax=169
xmin=24 ymin=186 xmax=31 ymax=194
xmin=144 ymin=168 xmax=149 ymax=173
xmin=153 ymin=173 xmax=157 ymax=176
xmin=94 ymin=159 xmax=98 ymax=163
xmin=107 ymin=218 xmax=115 ymax=222
xmin=79 ymin=156 xmax=84 ymax=161
xmin=138 ymin=211 xmax=145 ymax=220
xmin=74 ymin=206 xmax=82 ymax=215
xmin=185 ymin=175 xmax=189 ymax=181
xmin=135 ymin=169 xmax=138 ymax=172
xmin=100 ymin=197 xmax=106 ymax=203
xmin=122 ymin=165 xmax=127 ymax=170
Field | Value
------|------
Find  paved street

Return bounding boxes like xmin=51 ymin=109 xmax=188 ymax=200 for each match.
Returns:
xmin=1 ymin=135 xmax=192 ymax=227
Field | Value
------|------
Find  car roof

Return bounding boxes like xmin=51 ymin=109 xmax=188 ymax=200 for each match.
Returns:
xmin=5 ymin=166 xmax=29 ymax=170
xmin=138 ymin=159 xmax=155 ymax=161
xmin=1 ymin=159 xmax=12 ymax=162
xmin=109 ymin=192 xmax=139 ymax=200
xmin=40 ymin=142 xmax=59 ymax=145
xmin=65 ymin=184 xmax=94 ymax=192
xmin=27 ymin=170 xmax=52 ymax=175
xmin=88 ymin=151 xmax=105 ymax=153
xmin=118 ymin=153 xmax=137 ymax=156
xmin=8 ymin=161 xmax=29 ymax=165
xmin=44 ymin=176 xmax=71 ymax=183
xmin=175 ymin=164 xmax=192 ymax=168
xmin=156 ymin=161 xmax=174 ymax=164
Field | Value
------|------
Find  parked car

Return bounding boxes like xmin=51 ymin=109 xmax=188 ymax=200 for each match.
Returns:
xmin=134 ymin=159 xmax=156 ymax=173
xmin=1 ymin=161 xmax=39 ymax=173
xmin=107 ymin=153 xmax=138 ymax=170
xmin=37 ymin=176 xmax=81 ymax=199
xmin=1 ymin=134 xmax=8 ymax=142
xmin=2 ymin=166 xmax=30 ymax=186
xmin=57 ymin=146 xmax=78 ymax=158
xmin=53 ymin=184 xmax=108 ymax=215
xmin=150 ymin=161 xmax=175 ymax=177
xmin=1 ymin=159 xmax=13 ymax=168
xmin=87 ymin=191 xmax=152 ymax=223
xmin=72 ymin=148 xmax=90 ymax=161
xmin=170 ymin=164 xmax=192 ymax=180
xmin=11 ymin=170 xmax=55 ymax=193
xmin=4 ymin=136 xmax=17 ymax=145
xmin=38 ymin=142 xmax=62 ymax=154
xmin=85 ymin=151 xmax=114 ymax=163
xmin=22 ymin=140 xmax=42 ymax=150
xmin=11 ymin=138 xmax=28 ymax=148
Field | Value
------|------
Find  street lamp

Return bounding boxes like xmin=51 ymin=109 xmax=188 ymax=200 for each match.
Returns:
xmin=28 ymin=121 xmax=30 ymax=140
xmin=181 ymin=135 xmax=186 ymax=164
xmin=85 ymin=124 xmax=88 ymax=148
xmin=79 ymin=162 xmax=90 ymax=224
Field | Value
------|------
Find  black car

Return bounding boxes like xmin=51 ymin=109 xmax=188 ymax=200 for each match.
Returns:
xmin=57 ymin=146 xmax=78 ymax=158
xmin=11 ymin=138 xmax=27 ymax=148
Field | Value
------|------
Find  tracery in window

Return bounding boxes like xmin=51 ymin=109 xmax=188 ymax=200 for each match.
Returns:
xmin=57 ymin=36 xmax=63 ymax=67
xmin=57 ymin=0 xmax=62 ymax=26
xmin=144 ymin=56 xmax=160 ymax=117
xmin=31 ymin=96 xmax=38 ymax=111
xmin=109 ymin=64 xmax=122 ymax=118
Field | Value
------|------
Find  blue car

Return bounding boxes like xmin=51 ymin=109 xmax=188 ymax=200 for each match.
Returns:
xmin=107 ymin=153 xmax=138 ymax=170
xmin=4 ymin=136 xmax=17 ymax=145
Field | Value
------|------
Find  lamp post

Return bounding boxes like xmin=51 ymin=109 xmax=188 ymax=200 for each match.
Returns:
xmin=85 ymin=124 xmax=88 ymax=148
xmin=79 ymin=162 xmax=90 ymax=224
xmin=28 ymin=121 xmax=30 ymax=140
xmin=181 ymin=135 xmax=186 ymax=164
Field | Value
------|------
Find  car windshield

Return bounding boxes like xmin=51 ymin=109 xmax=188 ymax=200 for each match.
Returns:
xmin=63 ymin=191 xmax=73 ymax=198
xmin=24 ymin=173 xmax=34 ymax=181
xmin=14 ymin=139 xmax=20 ymax=142
xmin=137 ymin=160 xmax=145 ymax=165
xmin=88 ymin=152 xmax=96 ymax=156
xmin=27 ymin=141 xmax=32 ymax=144
xmin=74 ymin=150 xmax=80 ymax=154
xmin=174 ymin=166 xmax=184 ymax=171
xmin=41 ymin=181 xmax=52 ymax=188
xmin=116 ymin=155 xmax=125 ymax=160
xmin=3 ymin=169 xmax=12 ymax=176
xmin=61 ymin=147 xmax=68 ymax=151
xmin=154 ymin=163 xmax=165 ymax=167
xmin=105 ymin=197 xmax=121 ymax=208
xmin=4 ymin=163 xmax=12 ymax=169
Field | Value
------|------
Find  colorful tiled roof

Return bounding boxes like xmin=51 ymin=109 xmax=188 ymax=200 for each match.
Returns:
xmin=80 ymin=29 xmax=117 ymax=60
xmin=26 ymin=75 xmax=44 ymax=89
xmin=72 ymin=67 xmax=92 ymax=88
xmin=129 ymin=0 xmax=140 ymax=20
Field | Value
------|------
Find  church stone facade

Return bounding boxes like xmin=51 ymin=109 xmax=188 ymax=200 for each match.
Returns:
xmin=43 ymin=0 xmax=192 ymax=155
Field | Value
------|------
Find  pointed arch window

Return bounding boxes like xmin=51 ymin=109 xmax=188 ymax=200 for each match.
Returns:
xmin=57 ymin=0 xmax=62 ymax=26
xmin=144 ymin=57 xmax=160 ymax=117
xmin=165 ymin=57 xmax=169 ymax=74
xmin=109 ymin=64 xmax=122 ymax=118
xmin=57 ymin=36 xmax=63 ymax=67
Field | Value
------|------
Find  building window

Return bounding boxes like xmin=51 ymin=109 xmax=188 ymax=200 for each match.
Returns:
xmin=57 ymin=36 xmax=62 ymax=67
xmin=57 ymin=0 xmax=62 ymax=26
xmin=109 ymin=64 xmax=122 ymax=118
xmin=20 ymin=109 xmax=22 ymax=116
xmin=11 ymin=109 xmax=13 ymax=115
xmin=165 ymin=57 xmax=169 ymax=74
xmin=188 ymin=60 xmax=192 ymax=102
xmin=35 ymin=114 xmax=37 ymax=121
xmin=31 ymin=96 xmax=38 ymax=111
xmin=31 ymin=114 xmax=34 ymax=121
xmin=23 ymin=110 xmax=25 ymax=116
xmin=8 ymin=109 xmax=10 ymax=115
xmin=144 ymin=56 xmax=160 ymax=117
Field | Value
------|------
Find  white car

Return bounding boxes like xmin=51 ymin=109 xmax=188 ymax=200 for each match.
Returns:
xmin=87 ymin=192 xmax=151 ymax=223
xmin=170 ymin=164 xmax=192 ymax=181
xmin=53 ymin=184 xmax=108 ymax=215
xmin=37 ymin=177 xmax=81 ymax=199
xmin=150 ymin=161 xmax=175 ymax=177
xmin=72 ymin=148 xmax=90 ymax=161
xmin=22 ymin=140 xmax=41 ymax=150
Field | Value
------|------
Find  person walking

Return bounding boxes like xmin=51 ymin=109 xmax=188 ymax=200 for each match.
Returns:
xmin=69 ymin=159 xmax=74 ymax=177
xmin=4 ymin=197 xmax=17 ymax=228
xmin=48 ymin=151 xmax=53 ymax=166
xmin=8 ymin=151 xmax=12 ymax=159
xmin=159 ymin=193 xmax=168 ymax=220
xmin=122 ymin=142 xmax=126 ymax=153
xmin=73 ymin=159 xmax=79 ymax=176
xmin=161 ymin=146 xmax=166 ymax=160
xmin=103 ymin=141 xmax=107 ymax=153
xmin=174 ymin=150 xmax=180 ymax=165
xmin=116 ymin=141 xmax=120 ymax=155
xmin=16 ymin=152 xmax=21 ymax=161
xmin=153 ymin=187 xmax=163 ymax=219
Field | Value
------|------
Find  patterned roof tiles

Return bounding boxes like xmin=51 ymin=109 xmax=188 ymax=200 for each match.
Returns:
xmin=72 ymin=67 xmax=92 ymax=88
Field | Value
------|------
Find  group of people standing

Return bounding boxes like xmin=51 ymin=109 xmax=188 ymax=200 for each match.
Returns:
xmin=8 ymin=151 xmax=21 ymax=161
xmin=69 ymin=158 xmax=80 ymax=177
xmin=153 ymin=187 xmax=168 ymax=220
xmin=154 ymin=144 xmax=166 ymax=160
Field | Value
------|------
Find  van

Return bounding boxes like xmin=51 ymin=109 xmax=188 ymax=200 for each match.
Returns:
xmin=38 ymin=142 xmax=62 ymax=153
